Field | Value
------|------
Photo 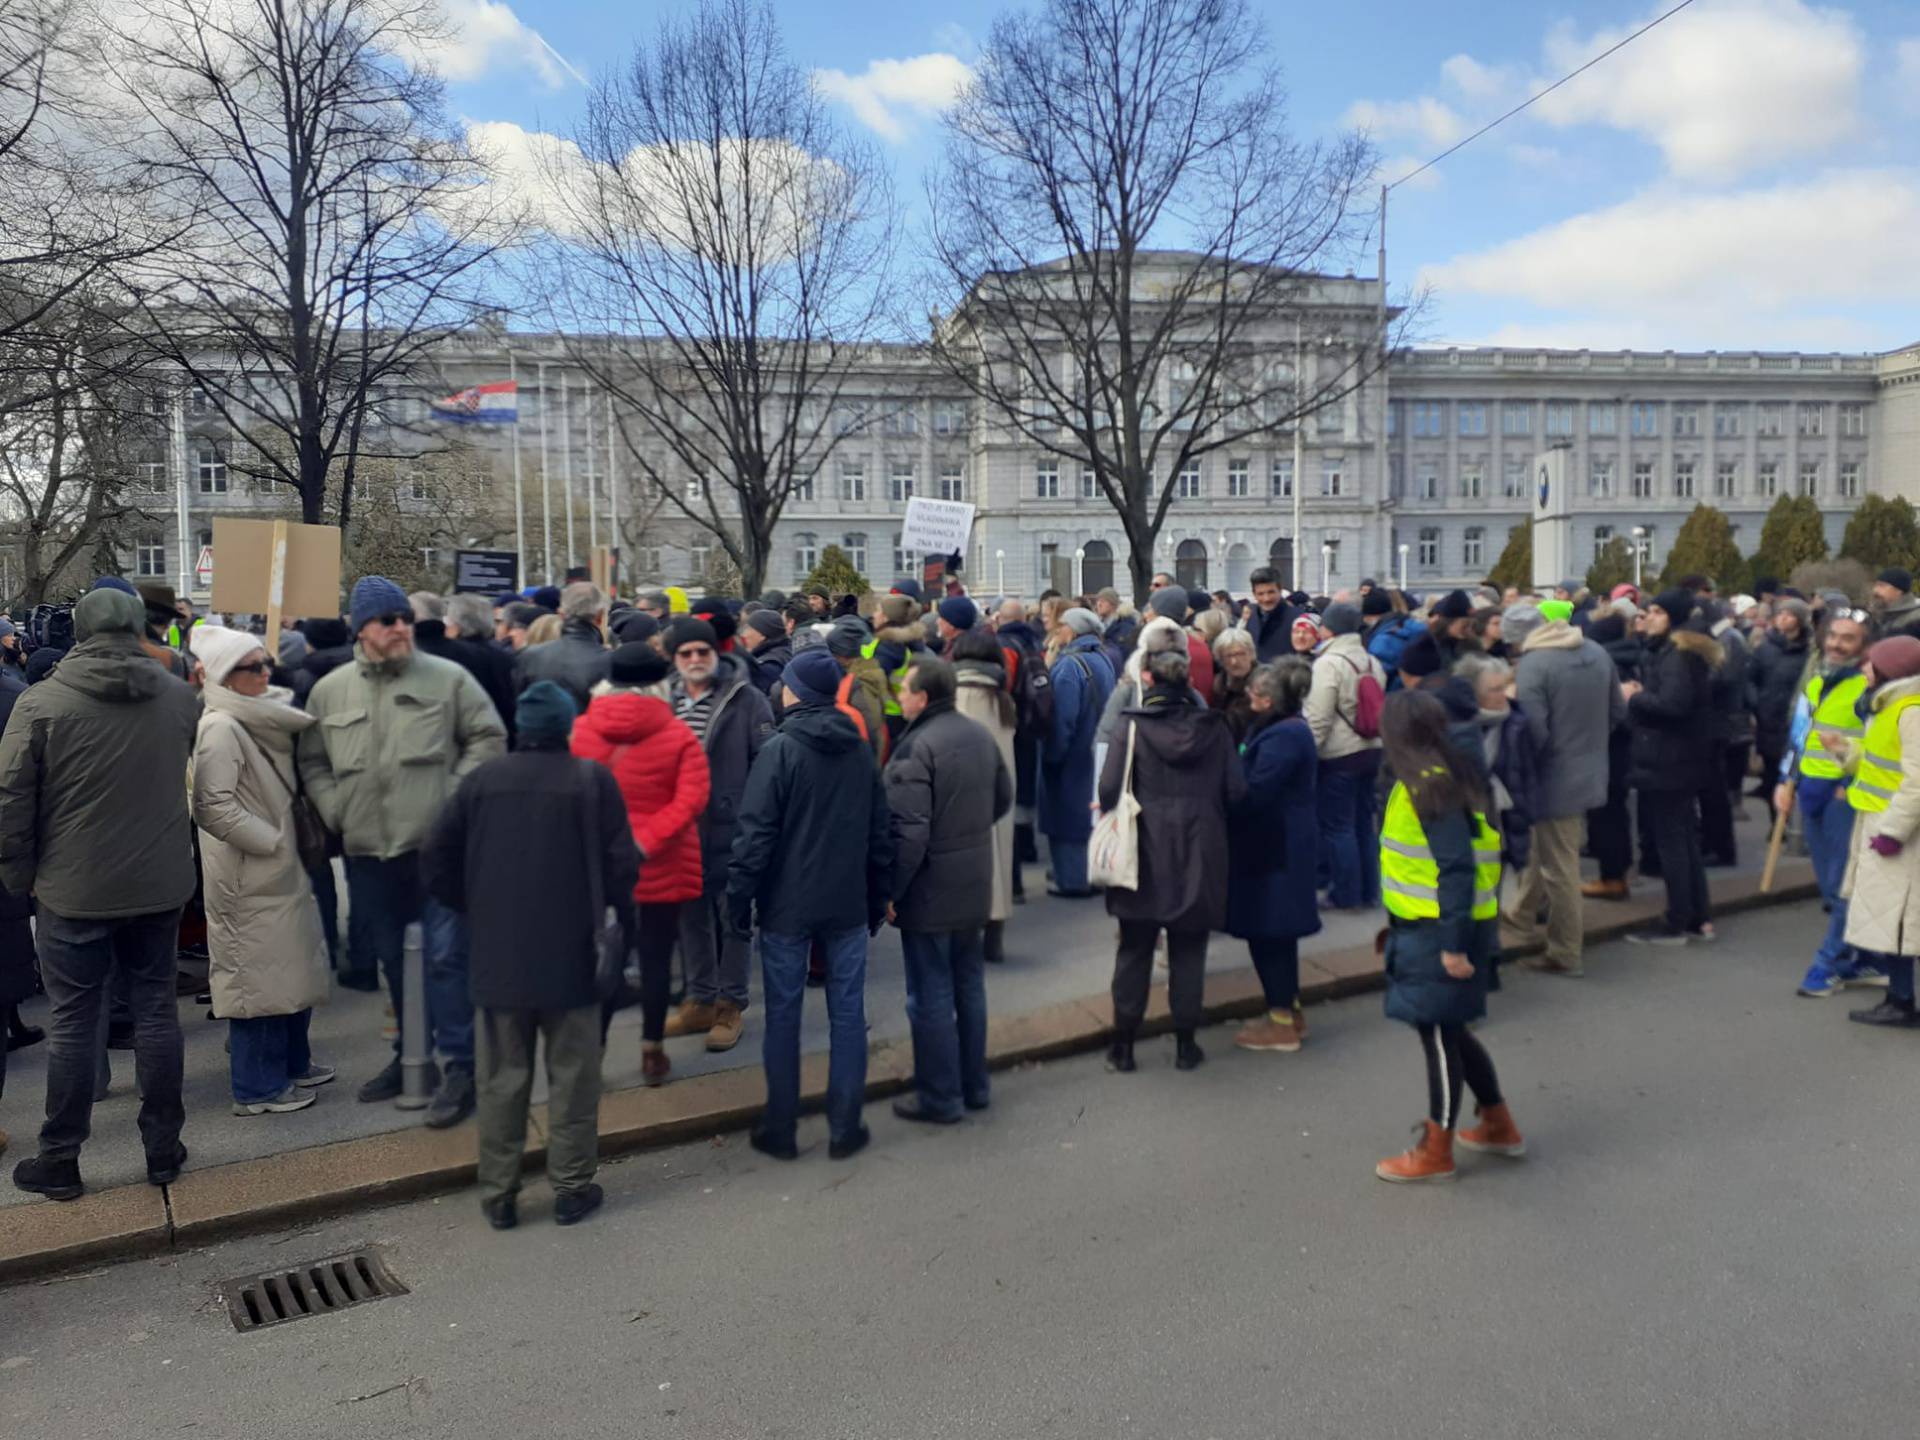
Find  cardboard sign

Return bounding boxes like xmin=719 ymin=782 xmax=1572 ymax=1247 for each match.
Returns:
xmin=901 ymin=497 xmax=976 ymax=560
xmin=454 ymin=549 xmax=519 ymax=595
xmin=209 ymin=518 xmax=342 ymax=621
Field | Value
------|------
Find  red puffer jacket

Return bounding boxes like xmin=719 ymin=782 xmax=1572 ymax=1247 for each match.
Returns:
xmin=572 ymin=691 xmax=711 ymax=904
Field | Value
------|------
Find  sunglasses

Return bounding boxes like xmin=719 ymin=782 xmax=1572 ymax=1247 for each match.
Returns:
xmin=1830 ymin=609 xmax=1871 ymax=626
xmin=374 ymin=611 xmax=414 ymax=627
xmin=229 ymin=660 xmax=269 ymax=676
xmin=677 ymin=645 xmax=715 ymax=659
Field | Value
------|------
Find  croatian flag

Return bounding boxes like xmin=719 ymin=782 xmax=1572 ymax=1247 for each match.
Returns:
xmin=430 ymin=380 xmax=518 ymax=424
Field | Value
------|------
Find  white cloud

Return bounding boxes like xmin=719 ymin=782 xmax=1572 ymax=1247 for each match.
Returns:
xmin=1343 ymin=96 xmax=1468 ymax=151
xmin=815 ymin=52 xmax=973 ymax=141
xmin=414 ymin=0 xmax=584 ymax=89
xmin=1439 ymin=53 xmax=1517 ymax=104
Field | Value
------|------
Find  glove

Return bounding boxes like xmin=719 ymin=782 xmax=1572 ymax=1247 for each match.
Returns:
xmin=1870 ymin=834 xmax=1904 ymax=858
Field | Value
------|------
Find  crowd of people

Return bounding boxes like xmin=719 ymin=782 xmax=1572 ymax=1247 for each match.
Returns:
xmin=3 ymin=552 xmax=1918 ymax=1216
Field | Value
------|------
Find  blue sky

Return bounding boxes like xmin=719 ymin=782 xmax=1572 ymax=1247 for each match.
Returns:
xmin=436 ymin=0 xmax=1920 ymax=354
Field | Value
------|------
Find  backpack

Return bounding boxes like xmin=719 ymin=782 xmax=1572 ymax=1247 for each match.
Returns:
xmin=1010 ymin=642 xmax=1055 ymax=738
xmin=1337 ymin=651 xmax=1386 ymax=740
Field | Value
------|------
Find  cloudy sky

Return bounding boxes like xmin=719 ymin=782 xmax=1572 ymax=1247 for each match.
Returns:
xmin=435 ymin=0 xmax=1920 ymax=354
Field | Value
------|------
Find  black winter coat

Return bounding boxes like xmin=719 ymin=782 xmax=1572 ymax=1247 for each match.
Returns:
xmin=291 ymin=644 xmax=354 ymax=708
xmin=676 ymin=656 xmax=776 ymax=873
xmin=1098 ymin=692 xmax=1246 ymax=931
xmin=513 ymin=618 xmax=611 ymax=710
xmin=423 ymin=747 xmax=638 ymax=1010
xmin=727 ymin=705 xmax=892 ymax=938
xmin=416 ymin=621 xmax=518 ymax=741
xmin=1247 ymin=602 xmax=1300 ymax=664
xmin=1706 ymin=624 xmax=1753 ymax=745
xmin=1628 ymin=629 xmax=1721 ymax=792
xmin=1586 ymin=614 xmax=1644 ymax=689
xmin=885 ymin=700 xmax=1013 ymax=932
xmin=1748 ymin=629 xmax=1810 ymax=753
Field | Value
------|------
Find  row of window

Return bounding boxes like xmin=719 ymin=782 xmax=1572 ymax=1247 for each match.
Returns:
xmin=1034 ymin=456 xmax=1345 ymax=500
xmin=1409 ymin=523 xmax=1680 ymax=576
xmin=1395 ymin=399 xmax=1868 ymax=442
xmin=789 ymin=533 xmax=1342 ymax=587
xmin=1392 ymin=455 xmax=1861 ymax=502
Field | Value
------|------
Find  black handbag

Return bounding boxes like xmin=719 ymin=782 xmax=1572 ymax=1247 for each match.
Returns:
xmin=260 ymin=740 xmax=334 ymax=874
xmin=577 ymin=758 xmax=632 ymax=1002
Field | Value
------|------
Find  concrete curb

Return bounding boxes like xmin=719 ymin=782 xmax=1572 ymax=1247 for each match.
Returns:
xmin=0 ymin=861 xmax=1817 ymax=1284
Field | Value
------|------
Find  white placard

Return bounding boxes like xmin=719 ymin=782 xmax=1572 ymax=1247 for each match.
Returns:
xmin=900 ymin=497 xmax=976 ymax=559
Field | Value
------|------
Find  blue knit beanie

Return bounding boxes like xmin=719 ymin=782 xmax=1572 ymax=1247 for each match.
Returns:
xmin=781 ymin=648 xmax=842 ymax=708
xmin=90 ymin=575 xmax=140 ymax=597
xmin=515 ymin=679 xmax=577 ymax=746
xmin=937 ymin=595 xmax=978 ymax=631
xmin=349 ymin=575 xmax=410 ymax=634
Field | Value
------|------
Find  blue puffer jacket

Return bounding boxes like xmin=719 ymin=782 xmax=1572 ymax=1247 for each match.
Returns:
xmin=1382 ymin=806 xmax=1499 ymax=1028
xmin=1038 ymin=636 xmax=1115 ymax=841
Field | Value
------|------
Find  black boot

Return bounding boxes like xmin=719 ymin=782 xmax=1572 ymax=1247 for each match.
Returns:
xmin=1175 ymin=1029 xmax=1206 ymax=1071
xmin=1105 ymin=1031 xmax=1136 ymax=1073
xmin=984 ymin=921 xmax=1006 ymax=965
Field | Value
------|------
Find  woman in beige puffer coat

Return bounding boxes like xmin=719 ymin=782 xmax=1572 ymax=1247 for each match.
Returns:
xmin=190 ymin=626 xmax=334 ymax=1116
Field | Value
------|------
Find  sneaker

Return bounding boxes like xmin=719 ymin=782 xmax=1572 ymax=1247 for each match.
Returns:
xmin=232 ymin=1088 xmax=316 ymax=1117
xmin=1624 ymin=927 xmax=1690 ymax=947
xmin=663 ymin=1001 xmax=716 ymax=1039
xmin=293 ymin=1063 xmax=336 ymax=1088
xmin=1797 ymin=962 xmax=1844 ymax=998
xmin=1690 ymin=924 xmax=1717 ymax=943
xmin=424 ymin=1067 xmax=476 ymax=1129
xmin=553 ymin=1183 xmax=604 ymax=1226
xmin=1233 ymin=1013 xmax=1302 ymax=1053
xmin=705 ymin=1000 xmax=744 ymax=1053
xmin=357 ymin=1057 xmax=438 ymax=1103
xmin=14 ymin=1154 xmax=84 ymax=1201
xmin=1848 ymin=998 xmax=1920 ymax=1028
xmin=1844 ymin=962 xmax=1891 ymax=989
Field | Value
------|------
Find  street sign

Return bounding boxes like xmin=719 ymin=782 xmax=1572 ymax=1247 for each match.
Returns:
xmin=194 ymin=545 xmax=213 ymax=589
xmin=454 ymin=548 xmax=519 ymax=595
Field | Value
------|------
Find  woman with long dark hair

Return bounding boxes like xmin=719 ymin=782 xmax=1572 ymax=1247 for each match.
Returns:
xmin=1374 ymin=689 xmax=1526 ymax=1183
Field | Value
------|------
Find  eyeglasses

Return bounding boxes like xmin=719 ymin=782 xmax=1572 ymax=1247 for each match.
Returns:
xmin=229 ymin=660 xmax=269 ymax=676
xmin=677 ymin=645 xmax=714 ymax=659
xmin=374 ymin=611 xmax=414 ymax=627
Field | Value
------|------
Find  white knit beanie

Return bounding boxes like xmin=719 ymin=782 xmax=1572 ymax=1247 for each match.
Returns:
xmin=189 ymin=624 xmax=268 ymax=688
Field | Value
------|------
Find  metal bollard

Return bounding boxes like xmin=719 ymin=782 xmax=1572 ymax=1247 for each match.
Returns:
xmin=394 ymin=920 xmax=432 ymax=1110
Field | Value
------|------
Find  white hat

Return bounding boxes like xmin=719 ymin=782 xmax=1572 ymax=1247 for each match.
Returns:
xmin=189 ymin=624 xmax=267 ymax=687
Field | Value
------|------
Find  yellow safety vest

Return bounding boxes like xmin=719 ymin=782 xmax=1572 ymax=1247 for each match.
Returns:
xmin=859 ymin=636 xmax=910 ymax=717
xmin=1801 ymin=672 xmax=1868 ymax=780
xmin=1379 ymin=777 xmax=1502 ymax=923
xmin=1848 ymin=692 xmax=1920 ymax=813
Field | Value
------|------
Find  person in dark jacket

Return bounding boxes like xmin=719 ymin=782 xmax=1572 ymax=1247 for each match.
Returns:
xmin=1246 ymin=567 xmax=1299 ymax=663
xmin=1226 ymin=659 xmax=1321 ymax=1054
xmin=424 ymin=681 xmax=639 ymax=1230
xmin=0 ymin=657 xmax=41 ymax=1133
xmin=1697 ymin=600 xmax=1752 ymax=866
xmin=1041 ymin=609 xmax=1116 ymax=896
xmin=1374 ymin=689 xmax=1524 ymax=1185
xmin=0 ymin=589 xmax=200 ymax=1201
xmin=1098 ymin=648 xmax=1246 ymax=1074
xmin=513 ymin=582 xmax=611 ymax=708
xmin=993 ymin=601 xmax=1048 ymax=888
xmin=1580 ymin=604 xmax=1645 ymax=899
xmin=727 ymin=650 xmax=893 ymax=1161
xmin=289 ymin=617 xmax=353 ymax=707
xmin=1748 ymin=599 xmax=1811 ymax=807
xmin=884 ymin=658 xmax=1013 ymax=1124
xmin=741 ymin=610 xmax=794 ymax=706
xmin=1438 ymin=656 xmax=1538 ymax=875
xmin=414 ymin=592 xmax=518 ymax=740
xmin=1624 ymin=589 xmax=1723 ymax=944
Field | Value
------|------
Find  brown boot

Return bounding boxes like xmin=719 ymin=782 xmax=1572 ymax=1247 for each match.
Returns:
xmin=641 ymin=1046 xmax=671 ymax=1087
xmin=663 ymin=1000 xmax=716 ymax=1039
xmin=1581 ymin=878 xmax=1629 ymax=900
xmin=1375 ymin=1120 xmax=1456 ymax=1183
xmin=705 ymin=1000 xmax=744 ymax=1053
xmin=1457 ymin=1102 xmax=1527 ymax=1158
xmin=1233 ymin=1011 xmax=1301 ymax=1053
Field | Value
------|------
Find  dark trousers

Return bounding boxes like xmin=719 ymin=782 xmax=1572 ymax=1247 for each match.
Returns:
xmin=1588 ymin=734 xmax=1634 ymax=882
xmin=1643 ymin=789 xmax=1710 ymax=934
xmin=604 ymin=901 xmax=680 ymax=1043
xmin=476 ymin=1004 xmax=602 ymax=1205
xmin=1416 ymin=1022 xmax=1501 ymax=1129
xmin=344 ymin=854 xmax=474 ymax=1070
xmin=1698 ymin=742 xmax=1747 ymax=862
xmin=1755 ymin=740 xmax=1786 ymax=801
xmin=1113 ymin=922 xmax=1207 ymax=1033
xmin=1317 ymin=752 xmax=1382 ymax=908
xmin=759 ymin=925 xmax=867 ymax=1147
xmin=1247 ymin=936 xmax=1300 ymax=1011
xmin=900 ymin=928 xmax=989 ymax=1119
xmin=306 ymin=859 xmax=342 ymax=970
xmin=35 ymin=907 xmax=185 ymax=1165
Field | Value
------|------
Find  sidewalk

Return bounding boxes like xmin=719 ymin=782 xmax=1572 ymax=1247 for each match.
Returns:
xmin=0 ymin=827 xmax=1816 ymax=1280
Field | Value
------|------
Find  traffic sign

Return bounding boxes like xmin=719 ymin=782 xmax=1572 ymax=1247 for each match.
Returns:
xmin=194 ymin=545 xmax=213 ymax=588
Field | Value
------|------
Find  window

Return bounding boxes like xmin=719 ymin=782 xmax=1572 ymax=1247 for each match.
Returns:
xmin=196 ymin=445 xmax=227 ymax=493
xmin=1593 ymin=524 xmax=1614 ymax=560
xmin=939 ymin=464 xmax=964 ymax=502
xmin=794 ymin=473 xmax=815 ymax=503
xmin=1389 ymin=454 xmax=1405 ymax=498
xmin=189 ymin=386 xmax=211 ymax=417
xmin=833 ymin=405 xmax=865 ymax=436
xmin=838 ymin=459 xmax=866 ymax=503
xmin=1386 ymin=403 xmax=1400 ymax=438
xmin=794 ymin=532 xmax=818 ymax=576
xmin=636 ymin=544 xmax=663 ymax=578
xmin=1631 ymin=459 xmax=1655 ymax=499
xmin=137 ymin=457 xmax=167 ymax=491
xmin=685 ymin=475 xmax=703 ymax=502
xmin=1458 ymin=402 xmax=1487 ymax=437
xmin=1672 ymin=404 xmax=1701 ymax=438
xmin=146 ymin=388 xmax=168 ymax=417
xmin=1756 ymin=403 xmax=1786 ymax=438
xmin=1631 ymin=402 xmax=1659 ymax=437
xmin=690 ymin=542 xmax=710 ymax=576
xmin=1080 ymin=466 xmax=1098 ymax=500
xmin=841 ymin=531 xmax=867 ymax=573
xmin=1715 ymin=460 xmax=1739 ymax=499
xmin=1411 ymin=401 xmax=1444 ymax=437
xmin=1841 ymin=403 xmax=1867 ymax=438
xmin=1589 ymin=460 xmax=1614 ymax=498
xmin=1417 ymin=527 xmax=1439 ymax=568
xmin=1082 ymin=540 xmax=1114 ymax=593
xmin=1035 ymin=459 xmax=1060 ymax=499
xmin=1839 ymin=460 xmax=1861 ymax=498
xmin=1227 ymin=459 xmax=1249 ymax=498
xmin=1503 ymin=459 xmax=1527 ymax=499
xmin=1798 ymin=460 xmax=1820 ymax=498
xmin=1759 ymin=460 xmax=1780 ymax=498
xmin=892 ymin=533 xmax=909 ymax=576
xmin=1588 ymin=402 xmax=1617 ymax=436
xmin=1714 ymin=405 xmax=1744 ymax=439
xmin=1798 ymin=404 xmax=1826 ymax=438
xmin=135 ymin=534 xmax=166 ymax=577
xmin=1168 ymin=360 xmax=1197 ymax=430
xmin=1673 ymin=460 xmax=1696 ymax=499
xmin=888 ymin=458 xmax=914 ymax=503
xmin=1502 ymin=403 xmax=1532 ymax=437
xmin=1177 ymin=461 xmax=1203 ymax=499
xmin=1545 ymin=402 xmax=1574 ymax=437
xmin=1317 ymin=401 xmax=1343 ymax=435
xmin=1270 ymin=457 xmax=1293 ymax=497
xmin=402 ymin=471 xmax=429 ymax=502
xmin=1462 ymin=526 xmax=1485 ymax=570
xmin=1321 ymin=458 xmax=1343 ymax=497
xmin=1418 ymin=466 xmax=1439 ymax=501
xmin=1324 ymin=537 xmax=1340 ymax=576
xmin=933 ymin=401 xmax=968 ymax=435
xmin=1636 ymin=527 xmax=1656 ymax=567
xmin=882 ymin=405 xmax=918 ymax=436
xmin=1458 ymin=465 xmax=1481 ymax=500
xmin=1174 ymin=538 xmax=1207 ymax=589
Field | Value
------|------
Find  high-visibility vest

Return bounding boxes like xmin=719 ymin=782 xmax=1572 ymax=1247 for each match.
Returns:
xmin=859 ymin=637 xmax=910 ymax=717
xmin=1847 ymin=692 xmax=1920 ymax=813
xmin=1379 ymin=775 xmax=1502 ymax=923
xmin=1801 ymin=672 xmax=1868 ymax=780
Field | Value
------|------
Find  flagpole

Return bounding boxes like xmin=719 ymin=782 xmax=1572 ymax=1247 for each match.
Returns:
xmin=585 ymin=386 xmax=598 ymax=560
xmin=508 ymin=347 xmax=524 ymax=588
xmin=560 ymin=369 xmax=575 ymax=571
xmin=606 ymin=389 xmax=620 ymax=598
xmin=538 ymin=359 xmax=552 ymax=584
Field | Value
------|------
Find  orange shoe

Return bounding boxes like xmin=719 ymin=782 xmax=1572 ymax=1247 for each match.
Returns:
xmin=1457 ymin=1102 xmax=1527 ymax=1158
xmin=1375 ymin=1120 xmax=1456 ymax=1183
xmin=1581 ymin=878 xmax=1629 ymax=900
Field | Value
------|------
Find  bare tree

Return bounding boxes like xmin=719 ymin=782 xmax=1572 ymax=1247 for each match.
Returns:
xmin=927 ymin=0 xmax=1382 ymax=600
xmin=105 ymin=0 xmax=504 ymax=530
xmin=543 ymin=0 xmax=896 ymax=597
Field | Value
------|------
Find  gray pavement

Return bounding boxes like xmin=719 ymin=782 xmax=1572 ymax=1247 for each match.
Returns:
xmin=6 ymin=895 xmax=1916 ymax=1440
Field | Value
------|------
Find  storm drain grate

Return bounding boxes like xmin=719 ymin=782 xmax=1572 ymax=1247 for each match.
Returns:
xmin=219 ymin=1248 xmax=409 ymax=1333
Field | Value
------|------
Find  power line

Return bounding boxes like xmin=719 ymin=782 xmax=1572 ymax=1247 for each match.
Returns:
xmin=1388 ymin=0 xmax=1701 ymax=192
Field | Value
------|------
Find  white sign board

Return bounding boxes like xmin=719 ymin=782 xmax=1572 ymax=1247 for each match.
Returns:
xmin=195 ymin=545 xmax=214 ymax=589
xmin=900 ymin=497 xmax=976 ymax=559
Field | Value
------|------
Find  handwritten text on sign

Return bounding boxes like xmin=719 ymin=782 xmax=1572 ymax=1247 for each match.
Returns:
xmin=900 ymin=497 xmax=977 ymax=559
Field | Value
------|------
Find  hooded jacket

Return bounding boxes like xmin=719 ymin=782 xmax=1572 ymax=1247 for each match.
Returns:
xmin=572 ymin=688 xmax=710 ymax=904
xmin=884 ymin=698 xmax=1013 ymax=933
xmin=1515 ymin=619 xmax=1624 ymax=819
xmin=1627 ymin=628 xmax=1723 ymax=792
xmin=0 ymin=630 xmax=201 ymax=918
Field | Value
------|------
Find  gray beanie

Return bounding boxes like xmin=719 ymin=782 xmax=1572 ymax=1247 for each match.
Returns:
xmin=1062 ymin=607 xmax=1104 ymax=637
xmin=1145 ymin=586 xmax=1189 ymax=622
xmin=1502 ymin=601 xmax=1545 ymax=652
xmin=1321 ymin=601 xmax=1362 ymax=637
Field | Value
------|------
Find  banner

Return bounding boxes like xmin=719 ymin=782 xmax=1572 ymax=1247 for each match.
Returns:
xmin=430 ymin=380 xmax=518 ymax=425
xmin=901 ymin=497 xmax=976 ymax=559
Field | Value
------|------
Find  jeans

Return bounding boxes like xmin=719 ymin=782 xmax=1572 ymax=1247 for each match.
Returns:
xmin=900 ymin=929 xmax=989 ymax=1119
xmin=679 ymin=880 xmax=750 ymax=1008
xmin=759 ymin=925 xmax=867 ymax=1147
xmin=1050 ymin=839 xmax=1089 ymax=893
xmin=228 ymin=1010 xmax=313 ymax=1104
xmin=1801 ymin=790 xmax=1857 ymax=974
xmin=1317 ymin=752 xmax=1382 ymax=908
xmin=344 ymin=853 xmax=474 ymax=1071
xmin=1642 ymin=789 xmax=1709 ymax=934
xmin=35 ymin=908 xmax=185 ymax=1165
xmin=1247 ymin=936 xmax=1300 ymax=1011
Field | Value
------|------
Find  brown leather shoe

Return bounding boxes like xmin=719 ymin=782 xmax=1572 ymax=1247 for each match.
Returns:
xmin=1581 ymin=878 xmax=1629 ymax=900
xmin=1233 ymin=1013 xmax=1301 ymax=1053
xmin=705 ymin=1000 xmax=744 ymax=1052
xmin=663 ymin=1001 xmax=716 ymax=1039
xmin=641 ymin=1047 xmax=670 ymax=1087
xmin=1457 ymin=1102 xmax=1527 ymax=1158
xmin=1375 ymin=1120 xmax=1457 ymax=1183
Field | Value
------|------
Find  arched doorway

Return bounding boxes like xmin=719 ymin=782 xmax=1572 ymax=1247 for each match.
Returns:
xmin=1082 ymin=539 xmax=1114 ymax=594
xmin=1225 ymin=542 xmax=1253 ymax=593
xmin=1269 ymin=537 xmax=1295 ymax=590
xmin=1175 ymin=538 xmax=1208 ymax=589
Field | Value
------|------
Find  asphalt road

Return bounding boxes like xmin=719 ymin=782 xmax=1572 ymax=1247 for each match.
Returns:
xmin=5 ymin=897 xmax=1917 ymax=1440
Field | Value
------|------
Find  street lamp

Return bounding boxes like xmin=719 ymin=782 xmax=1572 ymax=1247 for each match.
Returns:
xmin=1398 ymin=542 xmax=1409 ymax=591
xmin=995 ymin=548 xmax=1006 ymax=595
xmin=1320 ymin=541 xmax=1333 ymax=596
xmin=1074 ymin=546 xmax=1085 ymax=596
xmin=1631 ymin=526 xmax=1646 ymax=589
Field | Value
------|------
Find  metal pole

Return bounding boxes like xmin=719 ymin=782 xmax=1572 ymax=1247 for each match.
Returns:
xmin=560 ymin=371 xmax=575 ymax=571
xmin=509 ymin=348 xmax=525 ymax=588
xmin=1398 ymin=543 xmax=1409 ymax=590
xmin=172 ymin=388 xmax=192 ymax=598
xmin=1376 ymin=184 xmax=1391 ymax=585
xmin=1292 ymin=317 xmax=1305 ymax=594
xmin=395 ymin=921 xmax=431 ymax=1110
xmin=1321 ymin=543 xmax=1332 ymax=596
xmin=538 ymin=360 xmax=552 ymax=584
xmin=585 ymin=386 xmax=598 ymax=560
xmin=606 ymin=389 xmax=621 ymax=597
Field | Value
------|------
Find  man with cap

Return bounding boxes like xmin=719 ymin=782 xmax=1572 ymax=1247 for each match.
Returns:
xmin=133 ymin=583 xmax=194 ymax=680
xmin=742 ymin=608 xmax=794 ymax=705
xmin=1041 ymin=607 xmax=1116 ymax=897
xmin=2 ymin=587 xmax=200 ymax=1201
xmin=299 ymin=575 xmax=507 ymax=1126
xmin=662 ymin=616 xmax=774 ymax=1051
xmin=728 ymin=648 xmax=893 ymax=1161
xmin=423 ymin=680 xmax=639 ymax=1229
xmin=1304 ymin=602 xmax=1387 ymax=909
xmin=935 ymin=594 xmax=979 ymax=657
xmin=827 ymin=616 xmax=886 ymax=765
xmin=1621 ymin=589 xmax=1721 ymax=945
xmin=1871 ymin=568 xmax=1920 ymax=641
xmin=805 ymin=586 xmax=832 ymax=619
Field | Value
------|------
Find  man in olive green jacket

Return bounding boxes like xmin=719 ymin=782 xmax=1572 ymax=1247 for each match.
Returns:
xmin=299 ymin=576 xmax=505 ymax=1126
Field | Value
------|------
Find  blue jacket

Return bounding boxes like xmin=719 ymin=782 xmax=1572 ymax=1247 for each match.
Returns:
xmin=1382 ymin=807 xmax=1497 ymax=1028
xmin=1038 ymin=636 xmax=1115 ymax=841
xmin=1225 ymin=715 xmax=1322 ymax=942
xmin=1366 ymin=615 xmax=1424 ymax=689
